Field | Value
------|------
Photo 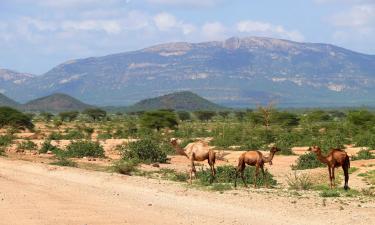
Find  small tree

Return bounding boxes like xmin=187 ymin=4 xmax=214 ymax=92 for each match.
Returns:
xmin=83 ymin=108 xmax=107 ymax=121
xmin=271 ymin=111 xmax=300 ymax=128
xmin=194 ymin=111 xmax=216 ymax=121
xmin=40 ymin=112 xmax=54 ymax=122
xmin=177 ymin=111 xmax=191 ymax=121
xmin=347 ymin=110 xmax=374 ymax=128
xmin=140 ymin=110 xmax=178 ymax=131
xmin=0 ymin=107 xmax=34 ymax=130
xmin=59 ymin=111 xmax=79 ymax=122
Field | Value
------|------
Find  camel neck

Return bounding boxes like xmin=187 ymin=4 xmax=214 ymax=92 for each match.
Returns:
xmin=263 ymin=151 xmax=275 ymax=163
xmin=172 ymin=143 xmax=189 ymax=158
xmin=316 ymin=151 xmax=329 ymax=164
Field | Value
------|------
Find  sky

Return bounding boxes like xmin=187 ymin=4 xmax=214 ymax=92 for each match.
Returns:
xmin=0 ymin=0 xmax=374 ymax=74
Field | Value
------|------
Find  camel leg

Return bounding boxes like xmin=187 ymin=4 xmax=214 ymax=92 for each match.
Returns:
xmin=331 ymin=167 xmax=336 ymax=188
xmin=261 ymin=166 xmax=268 ymax=188
xmin=241 ymin=170 xmax=248 ymax=188
xmin=343 ymin=165 xmax=349 ymax=190
xmin=189 ymin=157 xmax=196 ymax=184
xmin=254 ymin=166 xmax=259 ymax=188
xmin=328 ymin=166 xmax=332 ymax=189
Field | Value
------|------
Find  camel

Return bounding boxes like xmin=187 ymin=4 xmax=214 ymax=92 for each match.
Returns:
xmin=234 ymin=146 xmax=280 ymax=188
xmin=309 ymin=146 xmax=350 ymax=190
xmin=170 ymin=138 xmax=216 ymax=184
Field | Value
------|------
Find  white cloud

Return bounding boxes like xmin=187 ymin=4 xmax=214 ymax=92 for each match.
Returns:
xmin=153 ymin=12 xmax=196 ymax=34
xmin=331 ymin=4 xmax=375 ymax=27
xmin=236 ymin=20 xmax=304 ymax=41
xmin=201 ymin=22 xmax=227 ymax=40
xmin=61 ymin=19 xmax=122 ymax=34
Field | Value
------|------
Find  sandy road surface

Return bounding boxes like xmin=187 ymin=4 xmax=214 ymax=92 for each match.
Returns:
xmin=0 ymin=158 xmax=374 ymax=225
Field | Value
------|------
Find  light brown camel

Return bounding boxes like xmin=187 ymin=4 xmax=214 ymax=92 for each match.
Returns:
xmin=309 ymin=146 xmax=350 ymax=190
xmin=234 ymin=147 xmax=280 ymax=188
xmin=170 ymin=138 xmax=216 ymax=184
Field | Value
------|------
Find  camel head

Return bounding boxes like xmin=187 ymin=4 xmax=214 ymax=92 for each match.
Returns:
xmin=170 ymin=138 xmax=178 ymax=146
xmin=270 ymin=146 xmax=281 ymax=153
xmin=308 ymin=146 xmax=321 ymax=154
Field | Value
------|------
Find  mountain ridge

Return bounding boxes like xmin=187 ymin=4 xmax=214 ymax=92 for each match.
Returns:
xmin=1 ymin=36 xmax=375 ymax=107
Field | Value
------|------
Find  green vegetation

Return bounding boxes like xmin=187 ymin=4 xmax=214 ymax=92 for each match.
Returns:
xmin=39 ymin=140 xmax=61 ymax=154
xmin=17 ymin=140 xmax=37 ymax=151
xmin=0 ymin=107 xmax=34 ymax=130
xmin=65 ymin=140 xmax=105 ymax=158
xmin=59 ymin=111 xmax=79 ymax=122
xmin=120 ymin=139 xmax=168 ymax=163
xmin=0 ymin=135 xmax=13 ymax=147
xmin=292 ymin=153 xmax=324 ymax=170
xmin=50 ymin=158 xmax=77 ymax=167
xmin=83 ymin=108 xmax=107 ymax=121
xmin=352 ymin=150 xmax=375 ymax=160
xmin=319 ymin=189 xmax=341 ymax=197
xmin=111 ymin=160 xmax=139 ymax=175
xmin=287 ymin=172 xmax=313 ymax=190
xmin=140 ymin=110 xmax=178 ymax=131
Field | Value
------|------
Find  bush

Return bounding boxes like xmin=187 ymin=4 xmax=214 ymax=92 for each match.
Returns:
xmin=320 ymin=189 xmax=341 ymax=197
xmin=140 ymin=110 xmax=178 ymax=131
xmin=0 ymin=135 xmax=13 ymax=147
xmin=65 ymin=140 xmax=105 ymax=158
xmin=50 ymin=158 xmax=77 ymax=167
xmin=111 ymin=160 xmax=139 ymax=175
xmin=48 ymin=132 xmax=64 ymax=140
xmin=97 ymin=133 xmax=112 ymax=140
xmin=196 ymin=165 xmax=277 ymax=187
xmin=287 ymin=172 xmax=313 ymax=190
xmin=120 ymin=139 xmax=167 ymax=163
xmin=352 ymin=150 xmax=375 ymax=160
xmin=292 ymin=153 xmax=324 ymax=170
xmin=0 ymin=107 xmax=34 ymax=130
xmin=83 ymin=108 xmax=107 ymax=121
xmin=353 ymin=132 xmax=375 ymax=149
xmin=17 ymin=140 xmax=37 ymax=151
xmin=64 ymin=130 xmax=85 ymax=140
xmin=39 ymin=140 xmax=61 ymax=154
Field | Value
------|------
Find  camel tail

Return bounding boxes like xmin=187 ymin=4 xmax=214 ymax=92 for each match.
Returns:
xmin=208 ymin=149 xmax=216 ymax=165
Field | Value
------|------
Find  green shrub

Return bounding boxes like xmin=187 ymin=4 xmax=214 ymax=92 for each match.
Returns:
xmin=97 ymin=133 xmax=113 ymax=140
xmin=48 ymin=132 xmax=64 ymax=140
xmin=320 ymin=189 xmax=341 ymax=197
xmin=287 ymin=172 xmax=313 ymax=190
xmin=352 ymin=150 xmax=375 ymax=160
xmin=0 ymin=147 xmax=5 ymax=156
xmin=292 ymin=153 xmax=324 ymax=170
xmin=111 ymin=160 xmax=139 ymax=175
xmin=0 ymin=107 xmax=34 ymax=130
xmin=17 ymin=140 xmax=37 ymax=151
xmin=39 ymin=140 xmax=61 ymax=154
xmin=50 ymin=158 xmax=77 ymax=167
xmin=120 ymin=139 xmax=167 ymax=163
xmin=353 ymin=132 xmax=375 ymax=149
xmin=65 ymin=140 xmax=105 ymax=158
xmin=196 ymin=165 xmax=277 ymax=187
xmin=0 ymin=135 xmax=13 ymax=147
xmin=64 ymin=130 xmax=85 ymax=140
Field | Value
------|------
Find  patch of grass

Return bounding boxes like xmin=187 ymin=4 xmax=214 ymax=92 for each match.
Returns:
xmin=320 ymin=189 xmax=341 ymax=197
xmin=210 ymin=183 xmax=232 ymax=192
xmin=111 ymin=160 xmax=139 ymax=175
xmin=196 ymin=165 xmax=277 ymax=187
xmin=0 ymin=135 xmax=13 ymax=147
xmin=357 ymin=170 xmax=375 ymax=185
xmin=292 ymin=153 xmax=324 ymax=170
xmin=286 ymin=172 xmax=313 ymax=190
xmin=352 ymin=150 xmax=375 ymax=161
xmin=17 ymin=140 xmax=37 ymax=151
xmin=158 ymin=168 xmax=189 ymax=182
xmin=65 ymin=140 xmax=105 ymax=158
xmin=50 ymin=158 xmax=77 ymax=167
xmin=349 ymin=167 xmax=359 ymax=174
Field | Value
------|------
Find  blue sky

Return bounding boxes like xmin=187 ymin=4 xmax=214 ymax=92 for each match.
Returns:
xmin=1 ymin=0 xmax=374 ymax=74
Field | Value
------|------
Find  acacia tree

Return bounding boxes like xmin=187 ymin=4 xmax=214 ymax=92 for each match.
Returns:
xmin=140 ymin=110 xmax=178 ymax=131
xmin=83 ymin=108 xmax=107 ymax=121
xmin=59 ymin=111 xmax=79 ymax=122
xmin=0 ymin=107 xmax=34 ymax=130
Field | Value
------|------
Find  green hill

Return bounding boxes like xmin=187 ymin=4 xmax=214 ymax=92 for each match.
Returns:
xmin=108 ymin=91 xmax=227 ymax=112
xmin=0 ymin=93 xmax=20 ymax=108
xmin=22 ymin=93 xmax=93 ymax=112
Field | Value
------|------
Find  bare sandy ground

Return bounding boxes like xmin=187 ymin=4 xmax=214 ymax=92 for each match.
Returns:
xmin=0 ymin=158 xmax=374 ymax=225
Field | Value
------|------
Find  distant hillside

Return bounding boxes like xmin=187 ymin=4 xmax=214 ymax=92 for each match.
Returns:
xmin=108 ymin=91 xmax=227 ymax=112
xmin=22 ymin=93 xmax=93 ymax=112
xmin=0 ymin=93 xmax=20 ymax=107
xmin=2 ymin=36 xmax=375 ymax=107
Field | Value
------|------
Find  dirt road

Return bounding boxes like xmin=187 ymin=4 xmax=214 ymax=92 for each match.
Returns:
xmin=0 ymin=158 xmax=374 ymax=225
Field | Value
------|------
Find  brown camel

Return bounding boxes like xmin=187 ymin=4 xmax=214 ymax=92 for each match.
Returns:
xmin=309 ymin=146 xmax=350 ymax=190
xmin=170 ymin=138 xmax=216 ymax=184
xmin=234 ymin=146 xmax=280 ymax=188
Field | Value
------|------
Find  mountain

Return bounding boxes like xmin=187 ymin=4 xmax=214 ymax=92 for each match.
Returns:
xmin=0 ymin=69 xmax=35 ymax=98
xmin=108 ymin=91 xmax=227 ymax=112
xmin=22 ymin=93 xmax=93 ymax=112
xmin=0 ymin=93 xmax=20 ymax=107
xmin=2 ymin=36 xmax=375 ymax=107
